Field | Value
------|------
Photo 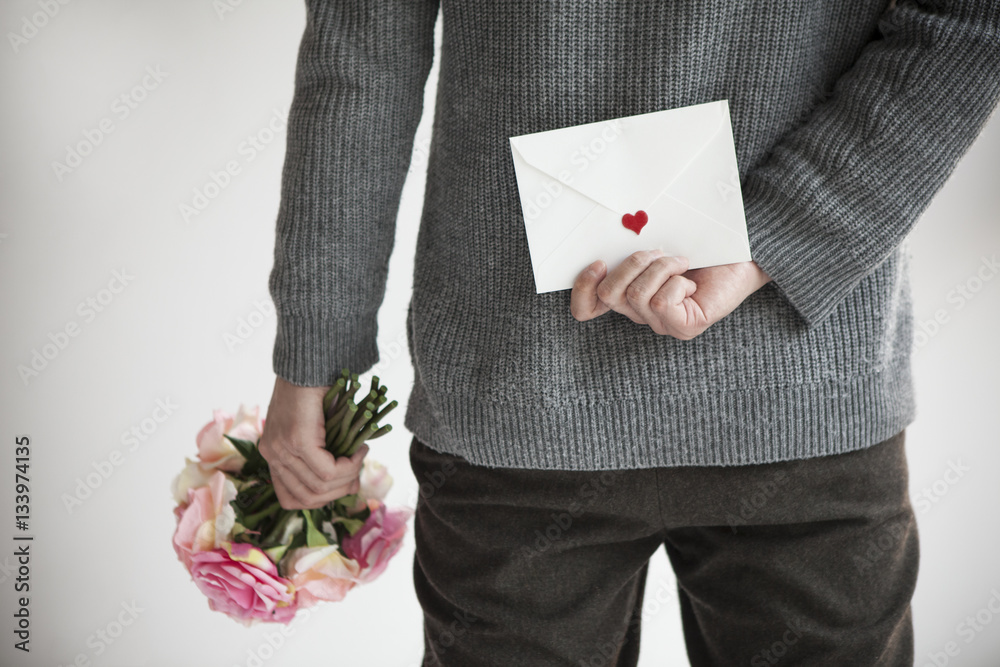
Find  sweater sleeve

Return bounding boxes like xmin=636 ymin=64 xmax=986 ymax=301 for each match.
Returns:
xmin=742 ymin=0 xmax=1000 ymax=327
xmin=268 ymin=0 xmax=439 ymax=387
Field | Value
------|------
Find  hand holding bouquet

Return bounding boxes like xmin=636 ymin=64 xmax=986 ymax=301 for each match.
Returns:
xmin=170 ymin=369 xmax=413 ymax=625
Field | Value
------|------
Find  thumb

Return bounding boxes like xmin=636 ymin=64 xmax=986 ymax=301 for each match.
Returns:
xmin=570 ymin=259 xmax=611 ymax=321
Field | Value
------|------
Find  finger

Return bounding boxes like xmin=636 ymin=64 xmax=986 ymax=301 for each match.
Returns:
xmin=270 ymin=465 xmax=313 ymax=510
xmin=273 ymin=462 xmax=359 ymax=510
xmin=325 ymin=442 xmax=368 ymax=480
xmin=288 ymin=438 xmax=345 ymax=491
xmin=258 ymin=422 xmax=336 ymax=497
xmin=258 ymin=434 xmax=308 ymax=508
xmin=597 ymin=249 xmax=665 ymax=320
xmin=570 ymin=260 xmax=611 ymax=321
xmin=346 ymin=443 xmax=370 ymax=469
xmin=290 ymin=430 xmax=369 ymax=497
xmin=292 ymin=442 xmax=368 ymax=504
xmin=283 ymin=452 xmax=339 ymax=496
xmin=309 ymin=473 xmax=361 ymax=507
xmin=324 ymin=444 xmax=369 ymax=497
xmin=649 ymin=274 xmax=701 ymax=338
xmin=287 ymin=443 xmax=370 ymax=501
xmin=625 ymin=255 xmax=690 ymax=327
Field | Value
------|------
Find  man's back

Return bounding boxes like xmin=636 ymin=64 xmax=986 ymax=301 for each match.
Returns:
xmin=267 ymin=1 xmax=999 ymax=469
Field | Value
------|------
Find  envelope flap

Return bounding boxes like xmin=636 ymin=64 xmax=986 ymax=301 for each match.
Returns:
xmin=509 ymin=100 xmax=728 ymax=214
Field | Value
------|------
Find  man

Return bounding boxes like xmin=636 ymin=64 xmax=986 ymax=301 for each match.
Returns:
xmin=258 ymin=1 xmax=1000 ymax=664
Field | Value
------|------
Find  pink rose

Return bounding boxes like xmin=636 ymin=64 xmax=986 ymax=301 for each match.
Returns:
xmin=282 ymin=545 xmax=362 ymax=607
xmin=170 ymin=457 xmax=214 ymax=504
xmin=190 ymin=542 xmax=297 ymax=626
xmin=196 ymin=404 xmax=264 ymax=472
xmin=341 ymin=500 xmax=413 ymax=583
xmin=358 ymin=458 xmax=393 ymax=504
xmin=344 ymin=458 xmax=395 ymax=514
xmin=172 ymin=470 xmax=238 ymax=571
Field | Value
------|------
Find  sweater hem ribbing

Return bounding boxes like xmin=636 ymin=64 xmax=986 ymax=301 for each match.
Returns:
xmin=402 ymin=363 xmax=916 ymax=470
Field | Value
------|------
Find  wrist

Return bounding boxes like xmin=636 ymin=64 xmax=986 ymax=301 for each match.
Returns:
xmin=751 ymin=261 xmax=772 ymax=289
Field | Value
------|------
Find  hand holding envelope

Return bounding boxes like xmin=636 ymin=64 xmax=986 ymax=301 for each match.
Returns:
xmin=509 ymin=99 xmax=753 ymax=294
xmin=569 ymin=249 xmax=771 ymax=340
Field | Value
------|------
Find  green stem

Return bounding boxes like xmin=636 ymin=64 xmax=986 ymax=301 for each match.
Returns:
xmin=261 ymin=509 xmax=295 ymax=546
xmin=323 ymin=378 xmax=346 ymax=415
xmin=344 ymin=422 xmax=378 ymax=456
xmin=326 ymin=397 xmax=352 ymax=432
xmin=333 ymin=409 xmax=366 ymax=455
xmin=243 ymin=484 xmax=276 ymax=514
xmin=354 ymin=390 xmax=377 ymax=413
xmin=243 ymin=500 xmax=281 ymax=529
xmin=372 ymin=399 xmax=398 ymax=424
xmin=336 ymin=402 xmax=357 ymax=445
xmin=336 ymin=410 xmax=371 ymax=456
xmin=342 ymin=380 xmax=361 ymax=405
xmin=354 ymin=401 xmax=374 ymax=427
xmin=324 ymin=411 xmax=340 ymax=434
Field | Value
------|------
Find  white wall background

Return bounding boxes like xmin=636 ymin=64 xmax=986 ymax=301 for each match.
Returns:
xmin=1 ymin=2 xmax=998 ymax=666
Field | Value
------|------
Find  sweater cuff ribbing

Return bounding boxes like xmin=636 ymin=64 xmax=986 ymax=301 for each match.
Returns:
xmin=271 ymin=312 xmax=379 ymax=387
xmin=742 ymin=172 xmax=870 ymax=329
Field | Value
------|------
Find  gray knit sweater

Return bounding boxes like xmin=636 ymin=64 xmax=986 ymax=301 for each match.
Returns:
xmin=268 ymin=1 xmax=1000 ymax=470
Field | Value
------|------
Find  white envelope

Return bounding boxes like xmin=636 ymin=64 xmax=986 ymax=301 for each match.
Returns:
xmin=509 ymin=99 xmax=752 ymax=293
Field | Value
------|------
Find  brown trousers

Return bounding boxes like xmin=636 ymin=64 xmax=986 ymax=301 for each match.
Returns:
xmin=410 ymin=430 xmax=918 ymax=666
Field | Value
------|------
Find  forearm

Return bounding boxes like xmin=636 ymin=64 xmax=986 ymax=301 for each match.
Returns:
xmin=742 ymin=0 xmax=1000 ymax=326
xmin=269 ymin=0 xmax=439 ymax=385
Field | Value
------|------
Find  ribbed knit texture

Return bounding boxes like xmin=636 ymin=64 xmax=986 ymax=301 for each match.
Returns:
xmin=269 ymin=1 xmax=1000 ymax=470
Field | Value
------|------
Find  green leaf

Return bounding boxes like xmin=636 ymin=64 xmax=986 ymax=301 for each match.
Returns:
xmin=265 ymin=543 xmax=290 ymax=565
xmin=333 ymin=516 xmax=367 ymax=535
xmin=222 ymin=435 xmax=270 ymax=480
xmin=260 ymin=510 xmax=296 ymax=548
xmin=301 ymin=509 xmax=329 ymax=548
xmin=223 ymin=434 xmax=258 ymax=460
xmin=242 ymin=500 xmax=281 ymax=530
xmin=232 ymin=523 xmax=267 ymax=549
xmin=331 ymin=494 xmax=359 ymax=514
xmin=287 ymin=530 xmax=307 ymax=551
xmin=233 ymin=531 xmax=255 ymax=545
xmin=230 ymin=482 xmax=276 ymax=528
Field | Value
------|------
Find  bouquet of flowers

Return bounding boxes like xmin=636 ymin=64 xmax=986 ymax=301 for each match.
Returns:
xmin=170 ymin=369 xmax=413 ymax=625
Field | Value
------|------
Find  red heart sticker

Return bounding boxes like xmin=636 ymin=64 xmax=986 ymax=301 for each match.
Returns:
xmin=622 ymin=210 xmax=648 ymax=235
